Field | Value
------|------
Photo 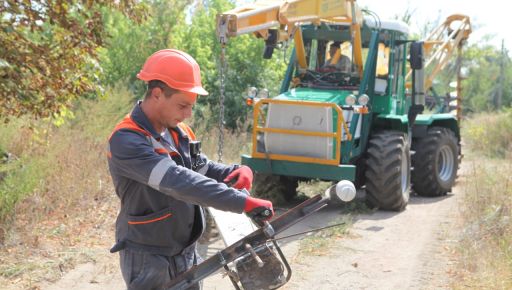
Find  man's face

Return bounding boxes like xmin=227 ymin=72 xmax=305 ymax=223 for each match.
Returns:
xmin=329 ymin=45 xmax=338 ymax=58
xmin=157 ymin=90 xmax=197 ymax=129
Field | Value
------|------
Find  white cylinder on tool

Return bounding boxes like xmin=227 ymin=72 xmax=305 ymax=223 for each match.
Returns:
xmin=335 ymin=180 xmax=356 ymax=202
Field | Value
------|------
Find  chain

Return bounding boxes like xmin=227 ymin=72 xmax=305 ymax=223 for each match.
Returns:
xmin=217 ymin=45 xmax=227 ymax=163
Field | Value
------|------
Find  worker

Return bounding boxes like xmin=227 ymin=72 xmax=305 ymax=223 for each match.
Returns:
xmin=324 ymin=42 xmax=352 ymax=72
xmin=107 ymin=49 xmax=274 ymax=290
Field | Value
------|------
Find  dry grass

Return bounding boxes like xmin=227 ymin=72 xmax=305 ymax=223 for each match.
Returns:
xmin=463 ymin=109 xmax=512 ymax=158
xmin=0 ymin=87 xmax=132 ymax=288
xmin=452 ymin=111 xmax=512 ymax=289
xmin=298 ymin=215 xmax=353 ymax=257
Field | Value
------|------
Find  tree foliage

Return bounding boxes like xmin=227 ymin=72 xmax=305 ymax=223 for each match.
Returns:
xmin=3 ymin=0 xmax=510 ymax=126
xmin=170 ymin=0 xmax=288 ymax=130
xmin=100 ymin=0 xmax=192 ymax=91
xmin=0 ymin=0 xmax=147 ymax=120
xmin=463 ymin=41 xmax=511 ymax=111
xmin=101 ymin=0 xmax=288 ymax=130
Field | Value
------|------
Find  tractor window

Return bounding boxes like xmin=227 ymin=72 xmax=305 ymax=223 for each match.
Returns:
xmin=323 ymin=41 xmax=354 ymax=73
xmin=375 ymin=43 xmax=390 ymax=95
xmin=308 ymin=39 xmax=318 ymax=70
xmin=376 ymin=43 xmax=390 ymax=76
xmin=392 ymin=43 xmax=405 ymax=97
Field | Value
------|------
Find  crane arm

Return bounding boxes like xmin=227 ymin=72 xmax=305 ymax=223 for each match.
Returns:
xmin=217 ymin=0 xmax=363 ymax=75
xmin=406 ymin=14 xmax=472 ymax=91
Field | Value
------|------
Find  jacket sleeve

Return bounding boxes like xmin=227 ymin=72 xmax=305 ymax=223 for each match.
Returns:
xmin=109 ymin=130 xmax=247 ymax=213
xmin=194 ymin=153 xmax=239 ymax=182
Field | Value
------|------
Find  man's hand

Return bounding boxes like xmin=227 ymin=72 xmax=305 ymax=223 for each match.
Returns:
xmin=224 ymin=165 xmax=253 ymax=190
xmin=244 ymin=196 xmax=274 ymax=225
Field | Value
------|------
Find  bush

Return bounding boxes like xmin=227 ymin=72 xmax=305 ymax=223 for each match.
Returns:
xmin=463 ymin=108 xmax=512 ymax=158
xmin=455 ymin=110 xmax=512 ymax=288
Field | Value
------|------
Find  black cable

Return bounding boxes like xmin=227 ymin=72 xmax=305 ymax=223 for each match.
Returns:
xmin=271 ymin=221 xmax=348 ymax=241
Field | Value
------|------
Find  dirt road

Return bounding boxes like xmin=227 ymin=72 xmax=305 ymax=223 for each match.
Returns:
xmin=41 ymin=182 xmax=462 ymax=290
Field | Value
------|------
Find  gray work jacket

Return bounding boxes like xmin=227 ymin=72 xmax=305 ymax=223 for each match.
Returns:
xmin=107 ymin=102 xmax=247 ymax=256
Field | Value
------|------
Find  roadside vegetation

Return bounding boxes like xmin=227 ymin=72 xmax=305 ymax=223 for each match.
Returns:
xmin=454 ymin=109 xmax=512 ymax=289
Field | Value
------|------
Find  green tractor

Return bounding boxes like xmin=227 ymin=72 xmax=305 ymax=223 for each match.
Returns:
xmin=217 ymin=1 xmax=470 ymax=211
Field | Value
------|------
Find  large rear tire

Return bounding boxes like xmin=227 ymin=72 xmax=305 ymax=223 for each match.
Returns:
xmin=412 ymin=127 xmax=459 ymax=196
xmin=365 ymin=131 xmax=411 ymax=211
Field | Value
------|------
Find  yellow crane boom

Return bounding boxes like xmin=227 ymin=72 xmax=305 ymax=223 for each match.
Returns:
xmin=406 ymin=14 xmax=472 ymax=91
xmin=216 ymin=0 xmax=364 ymax=76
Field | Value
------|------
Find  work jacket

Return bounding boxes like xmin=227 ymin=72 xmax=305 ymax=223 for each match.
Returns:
xmin=107 ymin=102 xmax=247 ymax=256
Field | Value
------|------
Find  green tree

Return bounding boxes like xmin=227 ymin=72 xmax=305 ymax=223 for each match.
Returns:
xmin=100 ymin=0 xmax=193 ymax=93
xmin=462 ymin=39 xmax=511 ymax=112
xmin=0 ymin=0 xmax=146 ymax=120
xmin=171 ymin=0 xmax=288 ymax=130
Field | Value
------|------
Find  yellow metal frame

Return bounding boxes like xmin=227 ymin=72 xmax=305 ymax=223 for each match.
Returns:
xmin=251 ymin=98 xmax=351 ymax=166
xmin=406 ymin=14 xmax=471 ymax=90
xmin=217 ymin=0 xmax=364 ymax=75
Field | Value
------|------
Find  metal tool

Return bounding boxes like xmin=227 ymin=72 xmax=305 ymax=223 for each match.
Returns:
xmin=165 ymin=181 xmax=356 ymax=290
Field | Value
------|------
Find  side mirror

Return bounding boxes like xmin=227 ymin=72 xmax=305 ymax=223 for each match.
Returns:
xmin=409 ymin=41 xmax=424 ymax=70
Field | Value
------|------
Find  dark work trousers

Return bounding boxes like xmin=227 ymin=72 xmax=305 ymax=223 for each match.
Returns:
xmin=120 ymin=245 xmax=202 ymax=290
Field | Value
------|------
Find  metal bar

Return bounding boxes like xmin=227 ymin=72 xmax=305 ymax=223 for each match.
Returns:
xmin=255 ymin=127 xmax=337 ymax=138
xmin=251 ymin=151 xmax=339 ymax=165
xmin=250 ymin=98 xmax=347 ymax=166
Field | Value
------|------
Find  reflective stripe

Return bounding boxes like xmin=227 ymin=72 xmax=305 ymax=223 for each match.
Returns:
xmin=197 ymin=161 xmax=210 ymax=175
xmin=148 ymin=158 xmax=172 ymax=190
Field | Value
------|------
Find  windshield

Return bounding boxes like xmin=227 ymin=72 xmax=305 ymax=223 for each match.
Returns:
xmin=299 ymin=38 xmax=360 ymax=90
xmin=296 ymin=37 xmax=390 ymax=93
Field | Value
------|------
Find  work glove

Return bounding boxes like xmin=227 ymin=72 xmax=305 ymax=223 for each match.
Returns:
xmin=224 ymin=165 xmax=253 ymax=190
xmin=244 ymin=196 xmax=274 ymax=225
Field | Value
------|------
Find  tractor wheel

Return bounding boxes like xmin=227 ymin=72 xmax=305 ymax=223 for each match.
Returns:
xmin=365 ymin=131 xmax=411 ymax=211
xmin=412 ymin=127 xmax=459 ymax=196
xmin=252 ymin=173 xmax=299 ymax=205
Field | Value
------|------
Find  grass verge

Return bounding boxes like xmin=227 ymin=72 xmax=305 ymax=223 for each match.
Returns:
xmin=453 ymin=110 xmax=512 ymax=288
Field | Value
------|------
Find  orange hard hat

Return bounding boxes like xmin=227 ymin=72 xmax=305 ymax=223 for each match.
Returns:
xmin=137 ymin=49 xmax=208 ymax=96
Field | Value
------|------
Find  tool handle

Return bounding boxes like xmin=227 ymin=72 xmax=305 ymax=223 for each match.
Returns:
xmin=245 ymin=244 xmax=264 ymax=267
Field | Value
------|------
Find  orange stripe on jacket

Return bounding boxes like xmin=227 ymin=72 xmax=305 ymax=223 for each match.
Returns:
xmin=128 ymin=213 xmax=172 ymax=225
xmin=154 ymin=148 xmax=179 ymax=157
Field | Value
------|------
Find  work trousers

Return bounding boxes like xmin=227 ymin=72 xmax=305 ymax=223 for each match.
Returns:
xmin=120 ymin=245 xmax=202 ymax=290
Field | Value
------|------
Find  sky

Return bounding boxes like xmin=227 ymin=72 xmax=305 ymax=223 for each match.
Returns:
xmin=359 ymin=0 xmax=507 ymax=51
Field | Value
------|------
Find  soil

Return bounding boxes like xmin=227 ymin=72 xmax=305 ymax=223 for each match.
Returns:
xmin=38 ymin=176 xmax=464 ymax=290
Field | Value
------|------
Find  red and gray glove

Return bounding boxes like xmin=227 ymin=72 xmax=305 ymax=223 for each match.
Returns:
xmin=224 ymin=165 xmax=253 ymax=190
xmin=244 ymin=196 xmax=274 ymax=224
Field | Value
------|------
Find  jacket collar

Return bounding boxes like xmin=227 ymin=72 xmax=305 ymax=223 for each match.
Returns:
xmin=130 ymin=101 xmax=187 ymax=140
xmin=130 ymin=101 xmax=161 ymax=139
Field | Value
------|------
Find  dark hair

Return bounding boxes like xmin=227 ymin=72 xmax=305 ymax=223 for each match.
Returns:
xmin=144 ymin=80 xmax=178 ymax=99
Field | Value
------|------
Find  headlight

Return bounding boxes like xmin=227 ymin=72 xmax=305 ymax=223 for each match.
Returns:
xmin=247 ymin=87 xmax=257 ymax=99
xmin=256 ymin=88 xmax=269 ymax=99
xmin=345 ymin=94 xmax=357 ymax=106
xmin=358 ymin=94 xmax=370 ymax=106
